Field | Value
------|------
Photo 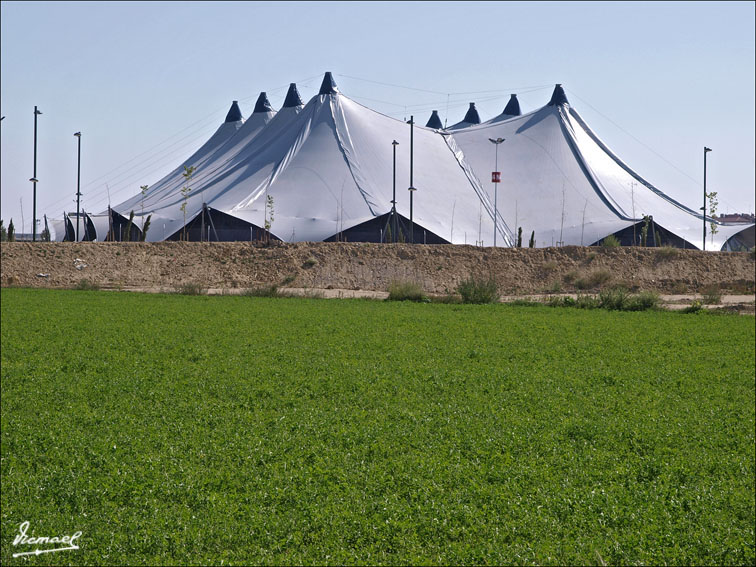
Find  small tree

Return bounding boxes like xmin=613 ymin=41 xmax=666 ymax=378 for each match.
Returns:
xmin=140 ymin=214 xmax=152 ymax=242
xmin=707 ymin=191 xmax=719 ymax=244
xmin=0 ymin=220 xmax=6 ymax=242
xmin=640 ymin=215 xmax=651 ymax=247
xmin=264 ymin=193 xmax=274 ymax=243
xmin=123 ymin=210 xmax=135 ymax=242
xmin=517 ymin=227 xmax=523 ymax=248
xmin=140 ymin=185 xmax=149 ymax=230
xmin=528 ymin=230 xmax=535 ymax=248
xmin=8 ymin=219 xmax=15 ymax=242
xmin=180 ymin=165 xmax=196 ymax=241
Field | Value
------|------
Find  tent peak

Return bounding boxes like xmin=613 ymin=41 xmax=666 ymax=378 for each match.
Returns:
xmin=463 ymin=102 xmax=481 ymax=125
xmin=283 ymin=83 xmax=304 ymax=108
xmin=253 ymin=92 xmax=275 ymax=114
xmin=224 ymin=100 xmax=243 ymax=123
xmin=319 ymin=72 xmax=339 ymax=95
xmin=426 ymin=110 xmax=443 ymax=129
xmin=502 ymin=94 xmax=521 ymax=116
xmin=548 ymin=84 xmax=569 ymax=106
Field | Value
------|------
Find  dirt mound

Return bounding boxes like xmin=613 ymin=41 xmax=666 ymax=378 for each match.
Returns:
xmin=1 ymin=241 xmax=754 ymax=295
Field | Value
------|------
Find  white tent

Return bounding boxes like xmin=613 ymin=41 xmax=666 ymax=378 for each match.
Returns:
xmin=100 ymin=74 xmax=752 ymax=250
xmin=448 ymin=85 xmax=751 ymax=249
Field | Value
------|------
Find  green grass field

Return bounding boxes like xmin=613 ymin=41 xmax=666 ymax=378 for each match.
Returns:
xmin=1 ymin=288 xmax=754 ymax=565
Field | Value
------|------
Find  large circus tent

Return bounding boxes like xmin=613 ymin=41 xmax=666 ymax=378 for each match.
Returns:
xmin=55 ymin=72 xmax=754 ymax=251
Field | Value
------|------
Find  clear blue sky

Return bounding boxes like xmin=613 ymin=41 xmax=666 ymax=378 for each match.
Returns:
xmin=1 ymin=1 xmax=754 ymax=233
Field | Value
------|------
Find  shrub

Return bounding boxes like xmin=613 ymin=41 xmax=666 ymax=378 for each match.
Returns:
xmin=563 ymin=270 xmax=578 ymax=284
xmin=655 ymin=245 xmax=679 ymax=260
xmin=701 ymin=284 xmax=721 ymax=305
xmin=302 ymin=256 xmax=318 ymax=268
xmin=681 ymin=300 xmax=704 ymax=314
xmin=575 ymin=270 xmax=613 ymax=290
xmin=574 ymin=294 xmax=600 ymax=309
xmin=598 ymin=287 xmax=629 ymax=310
xmin=74 ymin=279 xmax=100 ymax=291
xmin=175 ymin=282 xmax=206 ymax=295
xmin=601 ymin=234 xmax=621 ymax=247
xmin=387 ymin=281 xmax=427 ymax=302
xmin=670 ymin=281 xmax=688 ymax=294
xmin=281 ymin=274 xmax=296 ymax=285
xmin=242 ymin=285 xmax=280 ymax=298
xmin=456 ymin=276 xmax=500 ymax=304
xmin=626 ymin=291 xmax=660 ymax=311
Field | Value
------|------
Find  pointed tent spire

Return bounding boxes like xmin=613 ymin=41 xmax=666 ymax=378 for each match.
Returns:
xmin=462 ymin=102 xmax=481 ymax=124
xmin=283 ymin=83 xmax=304 ymax=108
xmin=224 ymin=100 xmax=243 ymax=123
xmin=548 ymin=84 xmax=569 ymax=106
xmin=425 ymin=110 xmax=443 ymax=129
xmin=319 ymin=71 xmax=339 ymax=95
xmin=502 ymin=94 xmax=521 ymax=116
xmin=253 ymin=92 xmax=274 ymax=113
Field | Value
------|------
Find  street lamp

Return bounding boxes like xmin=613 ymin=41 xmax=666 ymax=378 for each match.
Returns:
xmin=407 ymin=115 xmax=416 ymax=244
xmin=32 ymin=106 xmax=42 ymax=241
xmin=702 ymin=146 xmax=712 ymax=251
xmin=391 ymin=140 xmax=399 ymax=242
xmin=74 ymin=132 xmax=82 ymax=241
xmin=489 ymin=137 xmax=505 ymax=246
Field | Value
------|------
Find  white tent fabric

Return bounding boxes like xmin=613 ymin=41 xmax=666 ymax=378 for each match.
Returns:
xmin=447 ymin=95 xmax=749 ymax=249
xmin=100 ymin=74 xmax=752 ymax=250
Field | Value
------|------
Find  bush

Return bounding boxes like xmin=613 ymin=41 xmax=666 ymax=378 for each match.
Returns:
xmin=626 ymin=291 xmax=661 ymax=311
xmin=655 ymin=245 xmax=679 ymax=260
xmin=601 ymin=234 xmax=621 ymax=247
xmin=302 ymin=256 xmax=318 ymax=268
xmin=574 ymin=270 xmax=612 ymax=290
xmin=598 ymin=287 xmax=630 ymax=310
xmin=175 ymin=282 xmax=206 ymax=295
xmin=74 ymin=279 xmax=100 ymax=291
xmin=681 ymin=300 xmax=704 ymax=314
xmin=242 ymin=285 xmax=280 ymax=297
xmin=456 ymin=276 xmax=499 ymax=304
xmin=700 ymin=284 xmax=721 ymax=305
xmin=387 ymin=281 xmax=427 ymax=302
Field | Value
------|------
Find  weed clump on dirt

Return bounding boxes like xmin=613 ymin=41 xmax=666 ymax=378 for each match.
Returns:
xmin=74 ymin=279 xmax=100 ymax=291
xmin=387 ymin=281 xmax=427 ymax=302
xmin=456 ymin=276 xmax=499 ymax=304
xmin=174 ymin=282 xmax=206 ymax=295
xmin=242 ymin=285 xmax=280 ymax=298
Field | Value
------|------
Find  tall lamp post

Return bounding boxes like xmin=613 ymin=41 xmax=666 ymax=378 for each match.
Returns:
xmin=489 ymin=137 xmax=505 ymax=246
xmin=32 ymin=106 xmax=42 ymax=241
xmin=74 ymin=132 xmax=82 ymax=241
xmin=407 ymin=116 xmax=416 ymax=244
xmin=391 ymin=140 xmax=399 ymax=242
xmin=702 ymin=146 xmax=712 ymax=251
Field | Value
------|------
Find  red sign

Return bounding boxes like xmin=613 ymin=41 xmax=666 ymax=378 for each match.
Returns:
xmin=492 ymin=171 xmax=501 ymax=183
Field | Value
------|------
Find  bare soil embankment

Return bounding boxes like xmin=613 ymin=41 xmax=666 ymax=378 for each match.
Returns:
xmin=2 ymin=242 xmax=754 ymax=300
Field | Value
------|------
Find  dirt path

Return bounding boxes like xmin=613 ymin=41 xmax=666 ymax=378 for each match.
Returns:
xmin=2 ymin=242 xmax=754 ymax=299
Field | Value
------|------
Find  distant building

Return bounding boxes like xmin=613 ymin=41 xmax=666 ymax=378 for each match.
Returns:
xmin=715 ymin=213 xmax=756 ymax=224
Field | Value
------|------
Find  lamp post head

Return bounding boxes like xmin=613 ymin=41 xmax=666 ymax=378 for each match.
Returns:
xmin=74 ymin=132 xmax=81 ymax=138
xmin=34 ymin=108 xmax=42 ymax=115
xmin=392 ymin=140 xmax=399 ymax=146
xmin=489 ymin=137 xmax=505 ymax=144
xmin=704 ymin=147 xmax=712 ymax=153
xmin=29 ymin=177 xmax=38 ymax=183
xmin=408 ymin=186 xmax=417 ymax=192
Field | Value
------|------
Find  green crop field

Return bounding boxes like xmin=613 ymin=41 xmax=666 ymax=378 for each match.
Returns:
xmin=1 ymin=288 xmax=754 ymax=565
